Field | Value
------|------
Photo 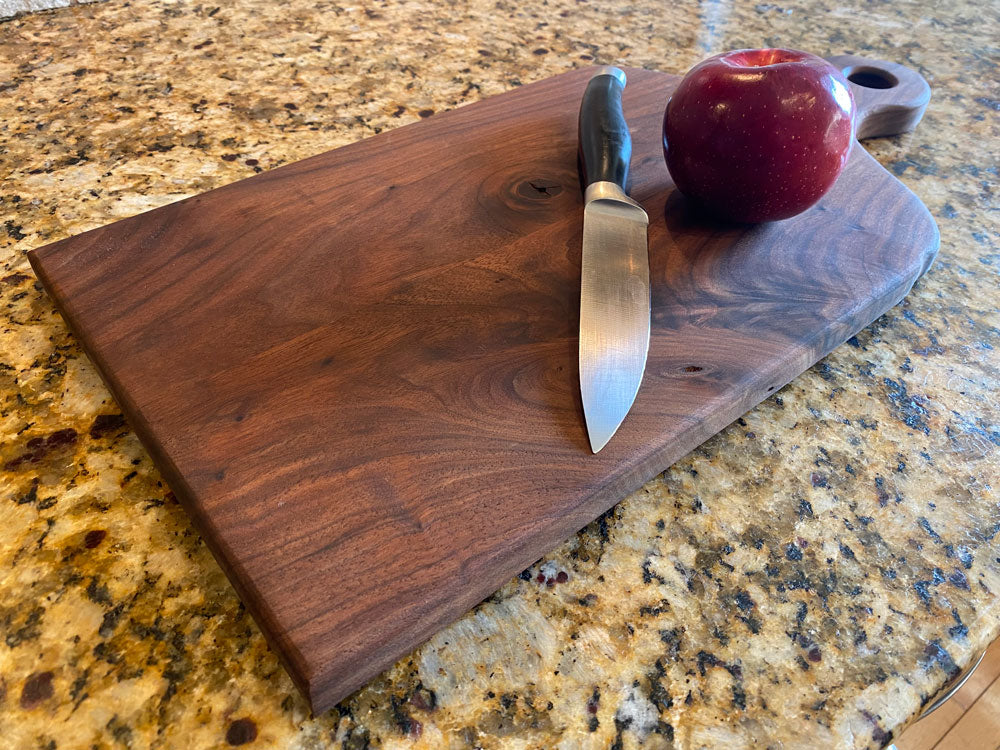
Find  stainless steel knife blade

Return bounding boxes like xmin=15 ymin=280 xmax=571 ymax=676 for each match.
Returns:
xmin=578 ymin=68 xmax=650 ymax=453
xmin=580 ymin=183 xmax=650 ymax=452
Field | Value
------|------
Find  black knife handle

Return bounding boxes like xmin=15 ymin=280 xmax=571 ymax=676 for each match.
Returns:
xmin=578 ymin=67 xmax=631 ymax=192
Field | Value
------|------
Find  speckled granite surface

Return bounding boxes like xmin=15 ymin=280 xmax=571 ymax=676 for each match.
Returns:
xmin=1 ymin=0 xmax=998 ymax=747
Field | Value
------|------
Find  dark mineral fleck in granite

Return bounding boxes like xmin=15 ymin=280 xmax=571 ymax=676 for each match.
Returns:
xmin=1 ymin=0 xmax=998 ymax=748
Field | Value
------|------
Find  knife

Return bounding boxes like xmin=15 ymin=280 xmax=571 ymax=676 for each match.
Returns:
xmin=577 ymin=66 xmax=650 ymax=453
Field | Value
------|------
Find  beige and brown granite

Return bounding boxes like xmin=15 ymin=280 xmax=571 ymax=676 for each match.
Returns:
xmin=1 ymin=0 xmax=998 ymax=748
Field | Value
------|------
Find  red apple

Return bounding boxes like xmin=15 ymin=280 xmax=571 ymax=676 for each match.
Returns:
xmin=662 ymin=48 xmax=856 ymax=223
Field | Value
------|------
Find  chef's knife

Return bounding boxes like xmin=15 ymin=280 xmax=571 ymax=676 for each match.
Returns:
xmin=578 ymin=67 xmax=650 ymax=453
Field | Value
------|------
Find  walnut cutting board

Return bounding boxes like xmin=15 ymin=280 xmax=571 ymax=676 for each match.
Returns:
xmin=28 ymin=57 xmax=938 ymax=713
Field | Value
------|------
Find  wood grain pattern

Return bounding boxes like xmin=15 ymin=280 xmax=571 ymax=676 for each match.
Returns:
xmin=27 ymin=59 xmax=939 ymax=713
xmin=935 ymin=675 xmax=1000 ymax=749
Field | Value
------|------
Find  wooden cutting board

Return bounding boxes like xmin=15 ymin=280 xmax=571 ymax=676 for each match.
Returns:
xmin=28 ymin=55 xmax=938 ymax=713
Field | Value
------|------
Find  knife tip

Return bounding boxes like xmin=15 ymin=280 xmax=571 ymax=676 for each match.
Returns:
xmin=586 ymin=424 xmax=615 ymax=454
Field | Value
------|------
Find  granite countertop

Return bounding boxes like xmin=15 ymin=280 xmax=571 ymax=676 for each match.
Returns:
xmin=1 ymin=0 xmax=998 ymax=747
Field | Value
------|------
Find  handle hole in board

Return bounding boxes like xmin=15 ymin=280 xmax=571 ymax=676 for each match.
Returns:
xmin=844 ymin=66 xmax=898 ymax=89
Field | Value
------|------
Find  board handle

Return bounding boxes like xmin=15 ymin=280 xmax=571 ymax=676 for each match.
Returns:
xmin=826 ymin=54 xmax=931 ymax=140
